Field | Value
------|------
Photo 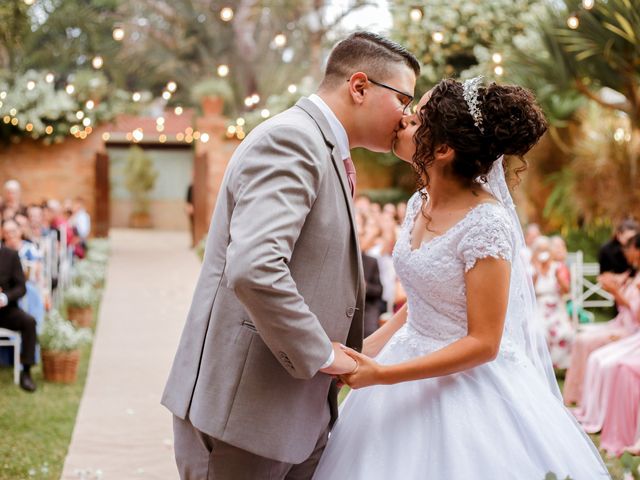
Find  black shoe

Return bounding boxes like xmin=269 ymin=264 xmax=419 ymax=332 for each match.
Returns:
xmin=19 ymin=371 xmax=37 ymax=392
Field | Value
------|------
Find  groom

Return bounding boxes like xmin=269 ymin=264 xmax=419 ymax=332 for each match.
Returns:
xmin=162 ymin=31 xmax=419 ymax=479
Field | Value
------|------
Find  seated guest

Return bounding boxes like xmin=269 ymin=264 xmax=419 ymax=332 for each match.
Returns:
xmin=599 ymin=351 xmax=640 ymax=456
xmin=574 ymin=330 xmax=640 ymax=434
xmin=0 ymin=241 xmax=37 ymax=391
xmin=362 ymin=251 xmax=384 ymax=337
xmin=599 ymin=218 xmax=638 ymax=274
xmin=550 ymin=235 xmax=571 ymax=290
xmin=532 ymin=236 xmax=574 ymax=369
xmin=0 ymin=180 xmax=27 ymax=218
xmin=69 ymin=196 xmax=90 ymax=258
xmin=564 ymin=234 xmax=640 ymax=405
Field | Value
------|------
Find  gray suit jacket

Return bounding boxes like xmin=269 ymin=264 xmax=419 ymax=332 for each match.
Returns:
xmin=161 ymin=97 xmax=365 ymax=464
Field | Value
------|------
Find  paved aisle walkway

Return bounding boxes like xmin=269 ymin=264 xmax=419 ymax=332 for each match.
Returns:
xmin=62 ymin=229 xmax=200 ymax=480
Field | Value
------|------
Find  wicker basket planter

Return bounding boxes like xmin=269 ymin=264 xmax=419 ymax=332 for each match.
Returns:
xmin=67 ymin=306 xmax=93 ymax=328
xmin=42 ymin=350 xmax=80 ymax=383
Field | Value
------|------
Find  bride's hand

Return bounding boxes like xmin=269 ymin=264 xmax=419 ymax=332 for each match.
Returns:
xmin=339 ymin=347 xmax=386 ymax=389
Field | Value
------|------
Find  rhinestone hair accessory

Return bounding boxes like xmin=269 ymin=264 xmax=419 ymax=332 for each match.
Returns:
xmin=463 ymin=76 xmax=485 ymax=133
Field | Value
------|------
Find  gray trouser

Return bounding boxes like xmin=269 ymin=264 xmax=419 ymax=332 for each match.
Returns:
xmin=173 ymin=415 xmax=330 ymax=480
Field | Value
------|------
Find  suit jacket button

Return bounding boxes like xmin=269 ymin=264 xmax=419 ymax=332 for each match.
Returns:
xmin=346 ymin=307 xmax=355 ymax=317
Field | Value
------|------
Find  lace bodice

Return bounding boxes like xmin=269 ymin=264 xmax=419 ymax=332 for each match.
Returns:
xmin=391 ymin=191 xmax=528 ymax=359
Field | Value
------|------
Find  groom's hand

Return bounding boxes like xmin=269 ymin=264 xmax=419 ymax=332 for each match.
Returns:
xmin=319 ymin=342 xmax=358 ymax=376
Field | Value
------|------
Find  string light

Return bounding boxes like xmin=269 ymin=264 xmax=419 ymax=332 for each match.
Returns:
xmin=102 ymin=132 xmax=111 ymax=141
xmin=45 ymin=73 xmax=55 ymax=83
xmin=112 ymin=27 xmax=125 ymax=41
xmin=86 ymin=100 xmax=95 ymax=110
xmin=174 ymin=106 xmax=183 ymax=115
xmin=287 ymin=84 xmax=297 ymax=94
xmin=492 ymin=53 xmax=503 ymax=64
xmin=76 ymin=111 xmax=85 ymax=120
xmin=132 ymin=128 xmax=143 ymax=142
xmin=45 ymin=126 xmax=53 ymax=135
xmin=27 ymin=80 xmax=36 ymax=90
xmin=162 ymin=91 xmax=172 ymax=100
xmin=432 ymin=31 xmax=444 ymax=43
xmin=226 ymin=125 xmax=236 ymax=136
xmin=244 ymin=97 xmax=253 ymax=107
xmin=567 ymin=14 xmax=579 ymax=29
xmin=0 ymin=91 xmax=6 ymax=99
xmin=82 ymin=118 xmax=91 ymax=127
xmin=3 ymin=116 xmax=10 ymax=124
xmin=66 ymin=84 xmax=75 ymax=95
xmin=9 ymin=108 xmax=17 ymax=116
xmin=261 ymin=109 xmax=270 ymax=118
xmin=92 ymin=56 xmax=104 ymax=69
xmin=25 ymin=123 xmax=33 ymax=132
xmin=70 ymin=125 xmax=80 ymax=134
xmin=10 ymin=118 xmax=18 ymax=126
xmin=220 ymin=7 xmax=234 ymax=22
xmin=166 ymin=81 xmax=177 ymax=93
xmin=410 ymin=8 xmax=423 ymax=22
xmin=200 ymin=133 xmax=210 ymax=143
xmin=24 ymin=0 xmax=34 ymax=5
xmin=274 ymin=33 xmax=287 ymax=48
xmin=582 ymin=0 xmax=594 ymax=9
xmin=176 ymin=132 xmax=185 ymax=141
xmin=250 ymin=93 xmax=260 ymax=104
xmin=217 ymin=64 xmax=229 ymax=77
xmin=132 ymin=92 xmax=141 ymax=102
xmin=159 ymin=134 xmax=167 ymax=143
xmin=236 ymin=118 xmax=245 ymax=126
xmin=494 ymin=65 xmax=504 ymax=76
xmin=193 ymin=131 xmax=201 ymax=140
xmin=156 ymin=117 xmax=165 ymax=125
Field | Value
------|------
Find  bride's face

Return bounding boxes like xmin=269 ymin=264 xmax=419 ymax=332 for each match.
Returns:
xmin=392 ymin=90 xmax=432 ymax=163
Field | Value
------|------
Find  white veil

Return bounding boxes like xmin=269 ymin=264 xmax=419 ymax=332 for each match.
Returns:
xmin=483 ymin=157 xmax=562 ymax=399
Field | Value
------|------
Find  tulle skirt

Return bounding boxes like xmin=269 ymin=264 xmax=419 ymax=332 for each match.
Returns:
xmin=313 ymin=323 xmax=610 ymax=480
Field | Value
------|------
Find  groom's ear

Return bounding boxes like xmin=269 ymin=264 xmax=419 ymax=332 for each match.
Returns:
xmin=347 ymin=72 xmax=368 ymax=106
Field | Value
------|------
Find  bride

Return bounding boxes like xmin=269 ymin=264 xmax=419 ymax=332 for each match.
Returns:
xmin=312 ymin=78 xmax=610 ymax=479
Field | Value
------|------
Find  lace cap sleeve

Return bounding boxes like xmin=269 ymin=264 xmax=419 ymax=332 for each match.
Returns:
xmin=456 ymin=204 xmax=514 ymax=272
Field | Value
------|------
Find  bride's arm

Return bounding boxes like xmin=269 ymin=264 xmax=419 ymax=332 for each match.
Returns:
xmin=342 ymin=257 xmax=510 ymax=388
xmin=361 ymin=303 xmax=408 ymax=357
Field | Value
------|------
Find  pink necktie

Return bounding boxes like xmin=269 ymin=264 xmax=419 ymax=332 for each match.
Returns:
xmin=343 ymin=156 xmax=356 ymax=199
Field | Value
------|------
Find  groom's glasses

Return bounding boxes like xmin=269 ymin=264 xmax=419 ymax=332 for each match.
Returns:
xmin=368 ymin=78 xmax=414 ymax=113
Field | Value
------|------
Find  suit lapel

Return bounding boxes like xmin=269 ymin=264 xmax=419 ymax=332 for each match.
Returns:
xmin=295 ymin=98 xmax=364 ymax=296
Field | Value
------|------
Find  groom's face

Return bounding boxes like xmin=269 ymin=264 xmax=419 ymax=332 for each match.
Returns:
xmin=359 ymin=66 xmax=416 ymax=152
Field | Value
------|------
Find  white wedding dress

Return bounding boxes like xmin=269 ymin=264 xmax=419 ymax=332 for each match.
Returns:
xmin=313 ymin=190 xmax=610 ymax=480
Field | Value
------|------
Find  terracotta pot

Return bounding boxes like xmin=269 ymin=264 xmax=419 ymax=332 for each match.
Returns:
xmin=67 ymin=306 xmax=93 ymax=328
xmin=42 ymin=350 xmax=80 ymax=383
xmin=129 ymin=212 xmax=153 ymax=229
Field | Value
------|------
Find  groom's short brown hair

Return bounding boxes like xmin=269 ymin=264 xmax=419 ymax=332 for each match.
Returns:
xmin=320 ymin=32 xmax=420 ymax=88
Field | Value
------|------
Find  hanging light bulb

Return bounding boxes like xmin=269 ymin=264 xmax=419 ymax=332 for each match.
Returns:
xmin=409 ymin=8 xmax=423 ymax=22
xmin=132 ymin=91 xmax=141 ymax=102
xmin=92 ymin=56 xmax=104 ymax=69
xmin=76 ymin=111 xmax=85 ymax=120
xmin=582 ymin=0 xmax=594 ymax=9
xmin=251 ymin=93 xmax=260 ymax=104
xmin=45 ymin=73 xmax=55 ymax=83
xmin=166 ymin=81 xmax=177 ymax=93
xmin=287 ymin=84 xmax=297 ymax=94
xmin=492 ymin=53 xmax=503 ymax=64
xmin=432 ymin=31 xmax=444 ymax=43
xmin=220 ymin=7 xmax=234 ymax=22
xmin=494 ymin=65 xmax=504 ymax=76
xmin=174 ymin=106 xmax=183 ymax=115
xmin=162 ymin=91 xmax=172 ymax=100
xmin=274 ymin=33 xmax=287 ymax=48
xmin=27 ymin=80 xmax=36 ymax=91
xmin=567 ymin=14 xmax=579 ymax=29
xmin=217 ymin=65 xmax=229 ymax=77
xmin=200 ymin=133 xmax=210 ymax=143
xmin=86 ymin=100 xmax=95 ymax=110
xmin=261 ymin=109 xmax=270 ymax=119
xmin=112 ymin=27 xmax=125 ymax=41
xmin=66 ymin=84 xmax=75 ymax=95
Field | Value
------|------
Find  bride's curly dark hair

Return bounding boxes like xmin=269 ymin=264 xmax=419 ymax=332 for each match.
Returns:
xmin=412 ymin=78 xmax=548 ymax=212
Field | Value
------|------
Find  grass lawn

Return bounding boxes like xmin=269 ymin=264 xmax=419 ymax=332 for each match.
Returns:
xmin=0 ymin=300 xmax=99 ymax=480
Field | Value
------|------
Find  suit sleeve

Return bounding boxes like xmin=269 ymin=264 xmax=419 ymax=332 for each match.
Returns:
xmin=225 ymin=124 xmax=334 ymax=380
xmin=6 ymin=251 xmax=27 ymax=303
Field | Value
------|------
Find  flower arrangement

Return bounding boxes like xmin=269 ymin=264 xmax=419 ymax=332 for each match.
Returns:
xmin=40 ymin=310 xmax=92 ymax=353
xmin=71 ymin=259 xmax=106 ymax=288
xmin=64 ymin=284 xmax=96 ymax=309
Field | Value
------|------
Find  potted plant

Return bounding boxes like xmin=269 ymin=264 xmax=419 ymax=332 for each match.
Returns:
xmin=123 ymin=145 xmax=158 ymax=228
xmin=71 ymin=259 xmax=106 ymax=289
xmin=64 ymin=284 xmax=96 ymax=328
xmin=190 ymin=78 xmax=234 ymax=116
xmin=40 ymin=310 xmax=92 ymax=383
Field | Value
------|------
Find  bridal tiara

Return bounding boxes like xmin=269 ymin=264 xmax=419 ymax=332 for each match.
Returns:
xmin=462 ymin=76 xmax=485 ymax=134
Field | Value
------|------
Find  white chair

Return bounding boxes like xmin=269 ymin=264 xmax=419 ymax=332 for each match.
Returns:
xmin=567 ymin=251 xmax=615 ymax=326
xmin=0 ymin=328 xmax=21 ymax=385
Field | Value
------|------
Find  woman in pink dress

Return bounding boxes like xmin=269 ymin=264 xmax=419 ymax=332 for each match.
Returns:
xmin=563 ymin=235 xmax=640 ymax=405
xmin=573 ymin=331 xmax=640 ymax=433
xmin=599 ymin=352 xmax=640 ymax=456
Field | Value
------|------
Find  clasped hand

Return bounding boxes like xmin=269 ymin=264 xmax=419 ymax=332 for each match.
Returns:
xmin=337 ymin=345 xmax=384 ymax=389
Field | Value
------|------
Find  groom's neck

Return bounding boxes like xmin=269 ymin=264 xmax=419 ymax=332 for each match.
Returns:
xmin=316 ymin=91 xmax=357 ymax=148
